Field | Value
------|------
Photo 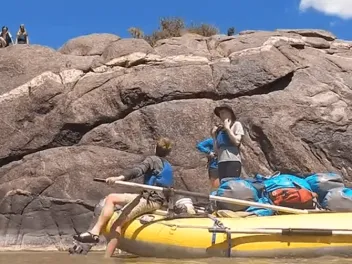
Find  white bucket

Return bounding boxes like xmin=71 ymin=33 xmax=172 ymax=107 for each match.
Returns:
xmin=175 ymin=198 xmax=196 ymax=214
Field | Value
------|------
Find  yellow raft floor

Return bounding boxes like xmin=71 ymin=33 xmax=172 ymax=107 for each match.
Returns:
xmin=103 ymin=211 xmax=352 ymax=258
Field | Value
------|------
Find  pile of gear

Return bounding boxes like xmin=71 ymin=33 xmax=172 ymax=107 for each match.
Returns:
xmin=211 ymin=172 xmax=350 ymax=216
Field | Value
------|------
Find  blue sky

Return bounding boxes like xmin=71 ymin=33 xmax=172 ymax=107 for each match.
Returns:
xmin=2 ymin=0 xmax=352 ymax=49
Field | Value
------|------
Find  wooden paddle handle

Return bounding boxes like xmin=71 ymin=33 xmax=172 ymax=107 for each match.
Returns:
xmin=93 ymin=178 xmax=106 ymax=183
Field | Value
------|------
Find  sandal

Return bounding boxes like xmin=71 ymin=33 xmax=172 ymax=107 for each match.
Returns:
xmin=73 ymin=232 xmax=100 ymax=243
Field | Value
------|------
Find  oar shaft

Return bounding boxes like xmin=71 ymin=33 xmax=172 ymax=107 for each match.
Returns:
xmin=93 ymin=178 xmax=307 ymax=215
xmin=208 ymin=228 xmax=352 ymax=236
xmin=94 ymin=178 xmax=209 ymax=199
xmin=208 ymin=195 xmax=308 ymax=214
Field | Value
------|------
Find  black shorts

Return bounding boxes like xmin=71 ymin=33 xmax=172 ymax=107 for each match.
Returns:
xmin=208 ymin=168 xmax=219 ymax=179
xmin=218 ymin=161 xmax=242 ymax=180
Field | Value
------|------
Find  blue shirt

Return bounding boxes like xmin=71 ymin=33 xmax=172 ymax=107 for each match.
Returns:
xmin=196 ymin=138 xmax=218 ymax=169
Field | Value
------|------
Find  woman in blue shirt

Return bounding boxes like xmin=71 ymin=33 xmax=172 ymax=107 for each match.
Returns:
xmin=196 ymin=136 xmax=219 ymax=190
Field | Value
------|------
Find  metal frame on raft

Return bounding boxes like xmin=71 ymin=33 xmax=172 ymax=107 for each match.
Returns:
xmin=208 ymin=227 xmax=352 ymax=236
xmin=207 ymin=227 xmax=352 ymax=258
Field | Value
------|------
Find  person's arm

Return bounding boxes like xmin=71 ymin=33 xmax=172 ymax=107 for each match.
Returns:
xmin=27 ymin=35 xmax=30 ymax=44
xmin=224 ymin=122 xmax=244 ymax=147
xmin=9 ymin=33 xmax=14 ymax=45
xmin=122 ymin=156 xmax=156 ymax=181
xmin=211 ymin=126 xmax=219 ymax=155
xmin=196 ymin=138 xmax=213 ymax=154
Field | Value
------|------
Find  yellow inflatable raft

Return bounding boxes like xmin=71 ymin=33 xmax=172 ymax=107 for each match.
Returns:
xmin=103 ymin=211 xmax=352 ymax=259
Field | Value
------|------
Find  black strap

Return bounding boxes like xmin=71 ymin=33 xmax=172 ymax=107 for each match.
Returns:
xmin=207 ymin=214 xmax=232 ymax=257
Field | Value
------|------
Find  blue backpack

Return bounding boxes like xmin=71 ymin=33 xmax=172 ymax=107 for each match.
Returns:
xmin=255 ymin=173 xmax=316 ymax=210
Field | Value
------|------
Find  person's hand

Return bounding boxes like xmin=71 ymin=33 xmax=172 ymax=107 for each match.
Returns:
xmin=208 ymin=151 xmax=216 ymax=159
xmin=105 ymin=176 xmax=125 ymax=185
xmin=224 ymin=119 xmax=231 ymax=131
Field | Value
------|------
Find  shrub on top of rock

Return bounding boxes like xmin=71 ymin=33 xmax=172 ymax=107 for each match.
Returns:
xmin=128 ymin=17 xmax=220 ymax=46
xmin=187 ymin=22 xmax=220 ymax=37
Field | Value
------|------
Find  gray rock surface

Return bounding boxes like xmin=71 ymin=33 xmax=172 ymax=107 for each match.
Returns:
xmin=0 ymin=29 xmax=351 ymax=250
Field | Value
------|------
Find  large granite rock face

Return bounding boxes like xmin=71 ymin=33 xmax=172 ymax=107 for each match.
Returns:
xmin=1 ymin=29 xmax=352 ymax=250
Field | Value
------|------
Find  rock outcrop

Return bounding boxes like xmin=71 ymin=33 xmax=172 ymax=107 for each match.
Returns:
xmin=0 ymin=29 xmax=352 ymax=250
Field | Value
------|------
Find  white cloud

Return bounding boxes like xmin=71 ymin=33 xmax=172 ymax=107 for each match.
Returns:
xmin=299 ymin=0 xmax=352 ymax=19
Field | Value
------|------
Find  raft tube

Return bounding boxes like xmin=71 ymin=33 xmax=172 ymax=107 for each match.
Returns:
xmin=102 ymin=211 xmax=352 ymax=259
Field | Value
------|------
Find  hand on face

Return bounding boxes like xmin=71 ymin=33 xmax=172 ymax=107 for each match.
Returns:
xmin=223 ymin=118 xmax=231 ymax=131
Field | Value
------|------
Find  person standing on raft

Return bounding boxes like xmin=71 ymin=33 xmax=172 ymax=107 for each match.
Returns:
xmin=73 ymin=137 xmax=174 ymax=257
xmin=212 ymin=104 xmax=244 ymax=180
xmin=196 ymin=135 xmax=219 ymax=190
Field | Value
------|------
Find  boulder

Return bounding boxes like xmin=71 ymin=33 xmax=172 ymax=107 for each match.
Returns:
xmin=58 ymin=33 xmax=120 ymax=56
xmin=101 ymin=38 xmax=154 ymax=62
xmin=0 ymin=29 xmax=352 ymax=250
xmin=0 ymin=45 xmax=96 ymax=94
xmin=276 ymin=29 xmax=336 ymax=41
xmin=154 ymin=33 xmax=212 ymax=58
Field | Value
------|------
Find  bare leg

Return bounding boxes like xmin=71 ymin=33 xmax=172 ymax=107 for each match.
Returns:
xmin=210 ymin=178 xmax=220 ymax=191
xmin=90 ymin=193 xmax=125 ymax=236
xmin=104 ymin=231 xmax=118 ymax=258
xmin=73 ymin=193 xmax=140 ymax=244
xmin=103 ymin=195 xmax=160 ymax=258
xmin=104 ymin=238 xmax=117 ymax=258
xmin=104 ymin=226 xmax=122 ymax=258
xmin=208 ymin=168 xmax=220 ymax=191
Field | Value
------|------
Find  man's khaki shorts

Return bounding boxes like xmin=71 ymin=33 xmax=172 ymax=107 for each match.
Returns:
xmin=116 ymin=193 xmax=162 ymax=225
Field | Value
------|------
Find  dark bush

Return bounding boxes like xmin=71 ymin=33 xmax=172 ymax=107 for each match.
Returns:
xmin=188 ymin=23 xmax=219 ymax=37
xmin=227 ymin=27 xmax=235 ymax=36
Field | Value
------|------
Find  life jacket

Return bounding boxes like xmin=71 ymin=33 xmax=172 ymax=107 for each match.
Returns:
xmin=144 ymin=159 xmax=173 ymax=187
xmin=216 ymin=129 xmax=232 ymax=148
xmin=259 ymin=174 xmax=317 ymax=210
